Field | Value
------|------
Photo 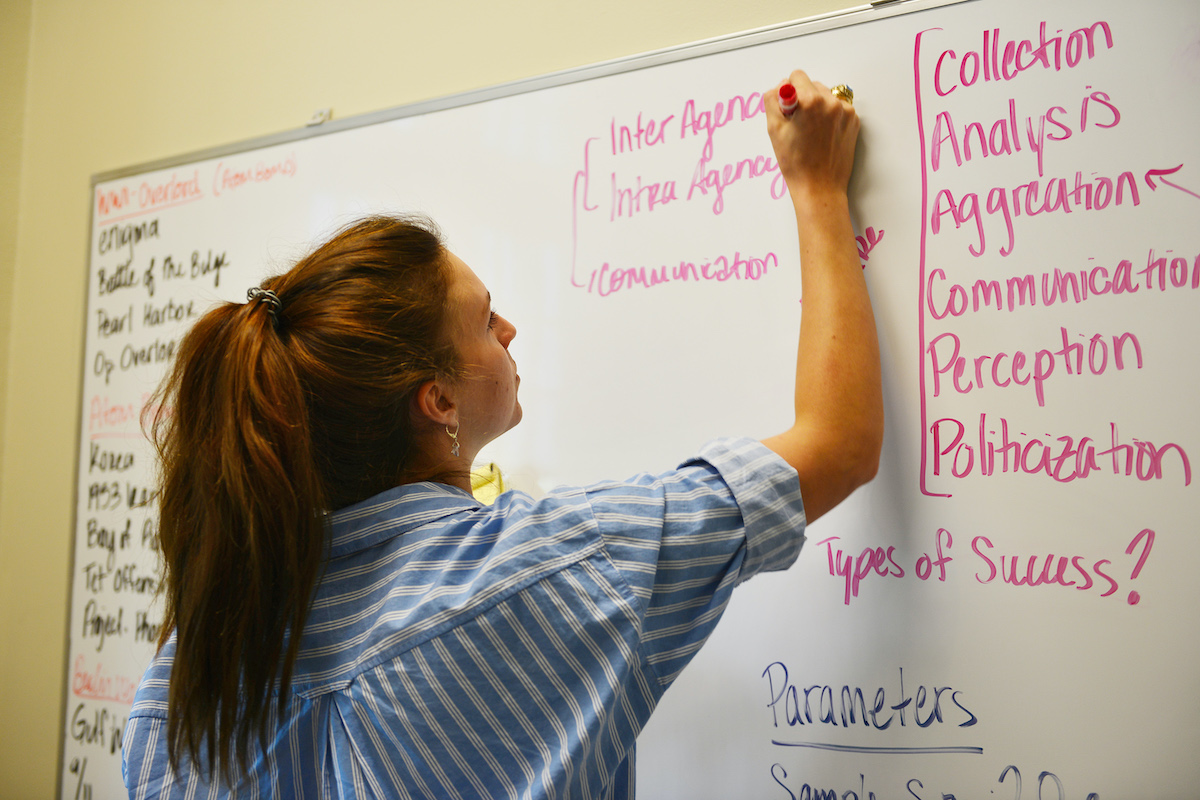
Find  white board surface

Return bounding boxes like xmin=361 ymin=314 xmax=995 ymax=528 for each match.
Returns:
xmin=64 ymin=0 xmax=1200 ymax=797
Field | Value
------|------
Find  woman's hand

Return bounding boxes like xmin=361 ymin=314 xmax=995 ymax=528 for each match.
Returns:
xmin=765 ymin=70 xmax=860 ymax=203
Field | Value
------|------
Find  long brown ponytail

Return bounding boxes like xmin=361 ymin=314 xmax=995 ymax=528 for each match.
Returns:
xmin=147 ymin=215 xmax=458 ymax=782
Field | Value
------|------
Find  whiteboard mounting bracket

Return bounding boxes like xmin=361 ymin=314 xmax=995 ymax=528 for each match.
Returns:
xmin=306 ymin=108 xmax=333 ymax=127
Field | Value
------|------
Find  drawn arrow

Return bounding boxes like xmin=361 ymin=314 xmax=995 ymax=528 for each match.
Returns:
xmin=1145 ymin=164 xmax=1200 ymax=200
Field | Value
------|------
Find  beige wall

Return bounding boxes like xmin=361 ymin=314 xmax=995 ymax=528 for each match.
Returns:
xmin=0 ymin=0 xmax=853 ymax=795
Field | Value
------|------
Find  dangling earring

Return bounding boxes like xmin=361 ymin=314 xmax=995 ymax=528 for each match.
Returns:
xmin=446 ymin=424 xmax=460 ymax=458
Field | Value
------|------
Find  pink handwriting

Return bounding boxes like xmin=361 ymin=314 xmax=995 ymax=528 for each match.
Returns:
xmin=929 ymin=91 xmax=1119 ymax=178
xmin=930 ymin=414 xmax=1191 ymax=485
xmin=1145 ymin=164 xmax=1200 ymax=201
xmin=856 ymin=227 xmax=885 ymax=264
xmin=89 ymin=395 xmax=140 ymax=433
xmin=932 ymin=20 xmax=1114 ymax=97
xmin=815 ymin=528 xmax=953 ymax=606
xmin=687 ymin=152 xmax=784 ymax=215
xmin=970 ymin=527 xmax=1155 ymax=605
xmin=927 ymin=327 xmax=1142 ymax=407
xmin=679 ymin=91 xmax=765 ymax=161
xmin=611 ymin=112 xmax=674 ymax=155
xmin=584 ymin=249 xmax=778 ymax=297
xmin=817 ymin=524 xmax=1160 ymax=606
xmin=929 ymin=166 xmax=1141 ymax=258
xmin=610 ymin=172 xmax=679 ymax=220
xmin=927 ymin=250 xmax=1200 ymax=319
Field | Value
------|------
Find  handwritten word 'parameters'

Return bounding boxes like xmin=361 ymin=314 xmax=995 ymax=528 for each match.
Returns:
xmin=762 ymin=664 xmax=977 ymax=731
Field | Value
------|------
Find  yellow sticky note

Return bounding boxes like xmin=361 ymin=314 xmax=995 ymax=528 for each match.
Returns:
xmin=470 ymin=463 xmax=506 ymax=504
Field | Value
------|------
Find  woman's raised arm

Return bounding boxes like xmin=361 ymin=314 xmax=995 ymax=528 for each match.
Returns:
xmin=760 ymin=70 xmax=884 ymax=523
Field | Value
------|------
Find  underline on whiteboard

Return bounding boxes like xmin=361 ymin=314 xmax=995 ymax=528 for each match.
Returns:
xmin=96 ymin=194 xmax=203 ymax=225
xmin=771 ymin=740 xmax=983 ymax=755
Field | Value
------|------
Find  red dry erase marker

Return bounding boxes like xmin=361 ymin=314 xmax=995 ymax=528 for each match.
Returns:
xmin=778 ymin=83 xmax=798 ymax=116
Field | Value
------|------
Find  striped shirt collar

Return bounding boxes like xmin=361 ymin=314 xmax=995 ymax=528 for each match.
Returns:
xmin=326 ymin=481 xmax=481 ymax=558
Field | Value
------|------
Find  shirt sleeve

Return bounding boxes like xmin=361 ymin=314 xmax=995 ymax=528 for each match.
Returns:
xmin=585 ymin=437 xmax=805 ymax=686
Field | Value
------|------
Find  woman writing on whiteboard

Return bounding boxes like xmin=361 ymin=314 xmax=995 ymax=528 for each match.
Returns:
xmin=123 ymin=70 xmax=881 ymax=799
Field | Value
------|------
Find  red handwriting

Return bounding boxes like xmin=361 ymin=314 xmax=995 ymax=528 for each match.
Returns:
xmin=213 ymin=153 xmax=298 ymax=197
xmin=96 ymin=171 xmax=203 ymax=223
xmin=72 ymin=655 xmax=138 ymax=705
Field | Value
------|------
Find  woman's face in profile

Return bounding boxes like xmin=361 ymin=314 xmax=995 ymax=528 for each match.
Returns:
xmin=444 ymin=252 xmax=522 ymax=449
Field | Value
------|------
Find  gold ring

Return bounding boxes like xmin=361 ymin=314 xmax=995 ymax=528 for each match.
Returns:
xmin=831 ymin=84 xmax=854 ymax=105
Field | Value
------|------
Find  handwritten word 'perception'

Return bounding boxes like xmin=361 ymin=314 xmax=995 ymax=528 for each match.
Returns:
xmin=927 ymin=326 xmax=1141 ymax=407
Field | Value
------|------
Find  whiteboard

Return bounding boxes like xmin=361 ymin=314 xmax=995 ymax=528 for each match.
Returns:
xmin=63 ymin=0 xmax=1200 ymax=797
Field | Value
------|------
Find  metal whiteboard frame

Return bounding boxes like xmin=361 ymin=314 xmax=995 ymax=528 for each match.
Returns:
xmin=66 ymin=0 xmax=969 ymax=795
xmin=89 ymin=0 xmax=968 ymax=187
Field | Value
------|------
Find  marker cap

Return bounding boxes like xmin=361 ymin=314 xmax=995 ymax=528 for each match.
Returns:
xmin=778 ymin=83 xmax=798 ymax=116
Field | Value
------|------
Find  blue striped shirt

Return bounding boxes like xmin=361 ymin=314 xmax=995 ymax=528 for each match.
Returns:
xmin=123 ymin=438 xmax=804 ymax=799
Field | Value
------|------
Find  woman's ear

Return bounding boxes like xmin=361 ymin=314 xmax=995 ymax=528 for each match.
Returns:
xmin=413 ymin=379 xmax=458 ymax=428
